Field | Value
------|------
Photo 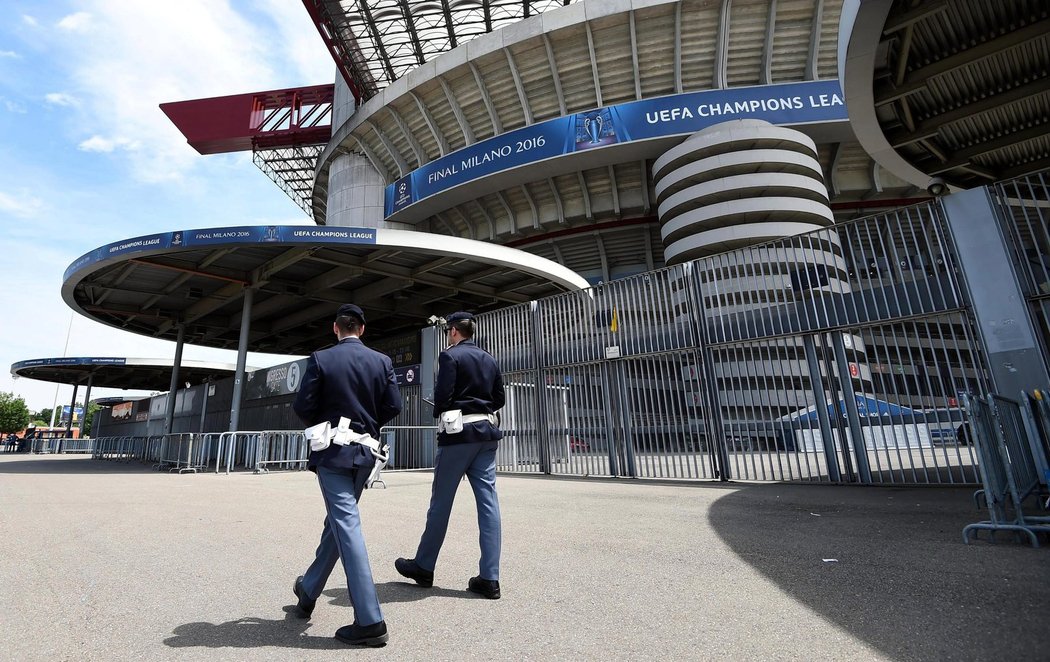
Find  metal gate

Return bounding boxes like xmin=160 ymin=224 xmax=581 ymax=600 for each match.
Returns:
xmin=473 ymin=199 xmax=992 ymax=485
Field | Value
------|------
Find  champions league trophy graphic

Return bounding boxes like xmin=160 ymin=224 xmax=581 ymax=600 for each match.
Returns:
xmin=576 ymin=108 xmax=616 ymax=150
xmin=584 ymin=113 xmax=604 ymax=144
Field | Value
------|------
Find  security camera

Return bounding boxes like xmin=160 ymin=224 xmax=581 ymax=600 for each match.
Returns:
xmin=426 ymin=315 xmax=446 ymax=327
xmin=926 ymin=177 xmax=948 ymax=197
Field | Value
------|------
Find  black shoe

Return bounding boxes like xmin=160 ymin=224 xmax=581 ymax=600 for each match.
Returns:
xmin=468 ymin=575 xmax=501 ymax=600
xmin=395 ymin=557 xmax=434 ymax=587
xmin=335 ymin=620 xmax=388 ymax=647
xmin=292 ymin=575 xmax=315 ymax=618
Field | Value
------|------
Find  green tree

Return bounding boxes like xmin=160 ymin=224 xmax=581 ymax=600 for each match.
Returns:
xmin=36 ymin=407 xmax=53 ymax=425
xmin=0 ymin=392 xmax=31 ymax=434
xmin=81 ymin=402 xmax=101 ymax=437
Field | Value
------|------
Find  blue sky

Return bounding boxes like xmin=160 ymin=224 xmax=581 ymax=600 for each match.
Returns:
xmin=0 ymin=1 xmax=334 ymax=411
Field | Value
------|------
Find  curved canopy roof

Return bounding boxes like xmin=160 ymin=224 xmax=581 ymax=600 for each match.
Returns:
xmin=62 ymin=225 xmax=589 ymax=356
xmin=11 ymin=357 xmax=246 ymax=390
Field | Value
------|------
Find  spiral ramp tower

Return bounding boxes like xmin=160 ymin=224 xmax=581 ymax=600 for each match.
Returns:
xmin=654 ymin=119 xmax=834 ymax=265
xmin=655 ymin=120 xmax=873 ymax=425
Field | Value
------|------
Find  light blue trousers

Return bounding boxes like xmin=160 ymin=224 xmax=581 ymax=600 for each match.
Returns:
xmin=415 ymin=441 xmax=502 ymax=580
xmin=301 ymin=465 xmax=383 ymax=626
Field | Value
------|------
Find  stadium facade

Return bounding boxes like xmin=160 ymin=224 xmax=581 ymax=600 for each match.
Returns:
xmin=34 ymin=0 xmax=1050 ymax=485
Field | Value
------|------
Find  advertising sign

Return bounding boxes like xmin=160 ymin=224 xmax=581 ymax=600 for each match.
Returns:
xmin=394 ymin=364 xmax=421 ymax=387
xmin=385 ymin=79 xmax=847 ymax=216
xmin=111 ymin=402 xmax=133 ymax=419
xmin=59 ymin=405 xmax=84 ymax=424
xmin=369 ymin=332 xmax=421 ymax=369
xmin=244 ymin=359 xmax=309 ymax=400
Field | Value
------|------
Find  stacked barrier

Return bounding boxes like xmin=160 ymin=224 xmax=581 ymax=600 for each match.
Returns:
xmin=55 ymin=439 xmax=94 ymax=454
xmin=93 ymin=436 xmax=150 ymax=461
xmin=962 ymin=393 xmax=1050 ymax=547
xmin=253 ymin=430 xmax=308 ymax=473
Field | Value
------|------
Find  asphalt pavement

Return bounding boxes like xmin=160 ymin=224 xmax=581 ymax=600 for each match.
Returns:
xmin=0 ymin=454 xmax=1046 ymax=661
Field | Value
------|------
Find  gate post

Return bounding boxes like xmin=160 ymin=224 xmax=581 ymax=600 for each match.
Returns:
xmin=829 ymin=332 xmax=871 ymax=483
xmin=528 ymin=301 xmax=552 ymax=474
xmin=942 ymin=188 xmax=1050 ymax=394
xmin=803 ymin=335 xmax=842 ymax=481
xmin=686 ymin=262 xmax=731 ymax=481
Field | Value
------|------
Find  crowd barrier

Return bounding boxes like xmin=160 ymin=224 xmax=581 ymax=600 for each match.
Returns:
xmin=90 ymin=431 xmax=309 ymax=474
xmin=962 ymin=392 xmax=1050 ymax=547
xmin=93 ymin=436 xmax=152 ymax=461
xmin=27 ymin=438 xmax=93 ymax=454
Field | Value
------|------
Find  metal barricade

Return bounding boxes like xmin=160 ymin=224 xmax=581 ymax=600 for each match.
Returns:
xmin=57 ymin=439 xmax=94 ymax=454
xmin=32 ymin=438 xmax=58 ymax=454
xmin=1019 ymin=389 xmax=1050 ymax=494
xmin=962 ymin=393 xmax=1050 ymax=547
xmin=215 ymin=431 xmax=265 ymax=474
xmin=253 ymin=430 xmax=308 ymax=473
xmin=150 ymin=433 xmax=209 ymax=473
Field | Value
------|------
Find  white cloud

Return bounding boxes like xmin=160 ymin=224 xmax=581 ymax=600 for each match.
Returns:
xmin=78 ymin=134 xmax=140 ymax=152
xmin=0 ymin=50 xmax=19 ymax=58
xmin=45 ymin=92 xmax=80 ymax=107
xmin=3 ymin=99 xmax=27 ymax=113
xmin=257 ymin=0 xmax=335 ymax=85
xmin=45 ymin=1 xmax=282 ymax=184
xmin=0 ymin=1 xmax=326 ymax=412
xmin=0 ymin=190 xmax=44 ymax=218
xmin=57 ymin=12 xmax=93 ymax=32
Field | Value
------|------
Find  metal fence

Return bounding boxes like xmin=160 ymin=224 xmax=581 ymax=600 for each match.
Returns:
xmin=72 ymin=177 xmax=1050 ymax=487
xmin=993 ymin=170 xmax=1050 ymax=364
xmin=465 ymin=199 xmax=991 ymax=485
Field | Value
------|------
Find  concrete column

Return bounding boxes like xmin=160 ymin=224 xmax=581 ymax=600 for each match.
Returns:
xmin=942 ymin=188 xmax=1050 ymax=395
xmin=64 ymin=384 xmax=79 ymax=442
xmin=229 ymin=288 xmax=254 ymax=432
xmin=164 ymin=324 xmax=185 ymax=435
xmin=79 ymin=374 xmax=94 ymax=438
xmin=326 ymin=152 xmax=410 ymax=229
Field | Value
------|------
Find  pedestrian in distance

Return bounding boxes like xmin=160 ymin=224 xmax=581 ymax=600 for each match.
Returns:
xmin=396 ymin=311 xmax=506 ymax=600
xmin=291 ymin=303 xmax=402 ymax=647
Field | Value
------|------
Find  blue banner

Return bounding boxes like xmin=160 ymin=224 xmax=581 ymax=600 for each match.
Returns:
xmin=387 ymin=117 xmax=572 ymax=215
xmin=64 ymin=226 xmax=378 ymax=281
xmin=385 ymin=80 xmax=846 ymax=216
xmin=12 ymin=357 xmax=128 ymax=370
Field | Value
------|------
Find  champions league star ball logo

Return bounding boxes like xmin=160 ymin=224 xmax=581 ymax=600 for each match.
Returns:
xmin=398 ymin=182 xmax=407 ymax=196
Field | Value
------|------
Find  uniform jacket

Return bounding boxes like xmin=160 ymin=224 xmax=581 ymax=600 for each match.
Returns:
xmin=293 ymin=337 xmax=402 ymax=472
xmin=433 ymin=338 xmax=505 ymax=446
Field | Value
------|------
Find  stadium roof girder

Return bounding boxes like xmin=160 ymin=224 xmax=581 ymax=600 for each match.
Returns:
xmin=303 ymin=0 xmax=576 ymax=103
xmin=847 ymin=0 xmax=1050 ymax=190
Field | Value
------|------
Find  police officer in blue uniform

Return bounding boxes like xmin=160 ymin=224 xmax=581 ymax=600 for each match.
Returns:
xmin=291 ymin=303 xmax=402 ymax=646
xmin=395 ymin=311 xmax=506 ymax=599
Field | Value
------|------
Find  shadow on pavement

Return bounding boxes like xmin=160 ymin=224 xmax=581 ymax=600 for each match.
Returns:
xmin=0 ymin=456 xmax=158 ymax=475
xmin=163 ymin=613 xmax=346 ymax=650
xmin=707 ymin=483 xmax=1049 ymax=660
xmin=163 ymin=582 xmax=475 ymax=650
